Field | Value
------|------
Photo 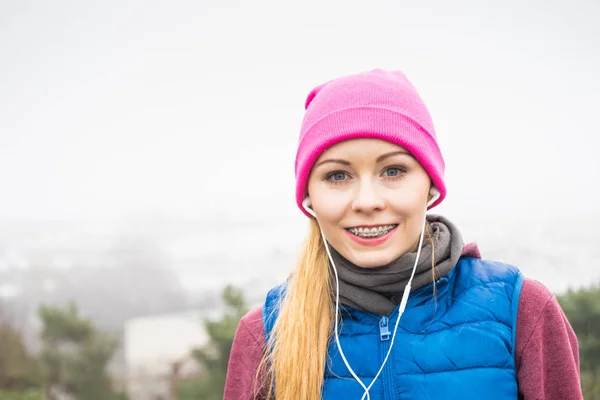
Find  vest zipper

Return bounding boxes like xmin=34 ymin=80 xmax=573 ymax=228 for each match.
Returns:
xmin=379 ymin=316 xmax=396 ymax=399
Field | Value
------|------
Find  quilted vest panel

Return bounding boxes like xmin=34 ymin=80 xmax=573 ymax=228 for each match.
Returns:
xmin=264 ymin=258 xmax=524 ymax=399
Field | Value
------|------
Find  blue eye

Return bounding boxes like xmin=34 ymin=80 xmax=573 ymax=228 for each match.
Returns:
xmin=326 ymin=171 xmax=349 ymax=183
xmin=383 ymin=166 xmax=406 ymax=178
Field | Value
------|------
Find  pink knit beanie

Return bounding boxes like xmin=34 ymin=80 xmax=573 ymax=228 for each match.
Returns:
xmin=295 ymin=69 xmax=446 ymax=217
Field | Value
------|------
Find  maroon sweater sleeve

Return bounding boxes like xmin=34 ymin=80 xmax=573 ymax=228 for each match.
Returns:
xmin=224 ymin=306 xmax=267 ymax=400
xmin=224 ymin=278 xmax=583 ymax=399
xmin=515 ymin=278 xmax=583 ymax=400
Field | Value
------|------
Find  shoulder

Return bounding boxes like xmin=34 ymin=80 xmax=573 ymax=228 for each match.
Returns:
xmin=459 ymin=244 xmax=521 ymax=283
xmin=515 ymin=277 xmax=561 ymax=354
xmin=241 ymin=306 xmax=264 ymax=326
xmin=518 ymin=277 xmax=555 ymax=316
xmin=235 ymin=306 xmax=266 ymax=347
xmin=514 ymin=278 xmax=582 ymax=398
xmin=454 ymin=257 xmax=523 ymax=288
xmin=226 ymin=306 xmax=269 ymax=399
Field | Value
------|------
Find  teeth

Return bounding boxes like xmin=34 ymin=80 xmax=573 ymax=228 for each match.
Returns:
xmin=348 ymin=225 xmax=397 ymax=238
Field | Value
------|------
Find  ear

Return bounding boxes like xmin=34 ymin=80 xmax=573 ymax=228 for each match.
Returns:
xmin=427 ymin=187 xmax=440 ymax=207
xmin=302 ymin=197 xmax=316 ymax=217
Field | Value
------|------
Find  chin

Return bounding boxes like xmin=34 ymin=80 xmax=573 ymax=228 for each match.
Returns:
xmin=346 ymin=250 xmax=399 ymax=269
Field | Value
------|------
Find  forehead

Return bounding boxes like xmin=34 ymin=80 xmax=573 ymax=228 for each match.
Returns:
xmin=317 ymin=138 xmax=408 ymax=159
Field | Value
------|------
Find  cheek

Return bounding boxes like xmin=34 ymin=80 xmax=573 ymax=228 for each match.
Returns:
xmin=312 ymin=196 xmax=348 ymax=225
xmin=307 ymin=180 xmax=350 ymax=223
xmin=387 ymin=190 xmax=427 ymax=215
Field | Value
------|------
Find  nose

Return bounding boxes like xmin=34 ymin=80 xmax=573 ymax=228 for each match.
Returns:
xmin=351 ymin=180 xmax=385 ymax=214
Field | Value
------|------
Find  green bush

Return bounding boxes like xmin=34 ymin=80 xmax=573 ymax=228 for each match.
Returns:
xmin=0 ymin=389 xmax=44 ymax=400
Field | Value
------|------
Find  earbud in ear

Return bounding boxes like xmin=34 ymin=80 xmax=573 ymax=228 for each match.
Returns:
xmin=427 ymin=187 xmax=440 ymax=208
xmin=302 ymin=197 xmax=316 ymax=217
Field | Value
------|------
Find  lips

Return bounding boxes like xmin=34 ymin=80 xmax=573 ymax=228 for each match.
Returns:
xmin=343 ymin=224 xmax=398 ymax=246
xmin=346 ymin=224 xmax=398 ymax=238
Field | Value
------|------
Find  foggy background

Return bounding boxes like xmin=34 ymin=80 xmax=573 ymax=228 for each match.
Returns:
xmin=0 ymin=0 xmax=599 ymax=388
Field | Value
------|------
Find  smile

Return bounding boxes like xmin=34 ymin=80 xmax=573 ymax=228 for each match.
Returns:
xmin=346 ymin=224 xmax=398 ymax=238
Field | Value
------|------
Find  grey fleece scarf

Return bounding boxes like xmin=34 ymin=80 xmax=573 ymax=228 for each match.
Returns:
xmin=330 ymin=214 xmax=464 ymax=316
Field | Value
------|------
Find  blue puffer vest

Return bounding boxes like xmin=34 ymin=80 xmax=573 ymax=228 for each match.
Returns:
xmin=263 ymin=257 xmax=524 ymax=399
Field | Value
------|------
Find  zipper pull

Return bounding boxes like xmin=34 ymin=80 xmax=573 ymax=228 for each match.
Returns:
xmin=379 ymin=316 xmax=391 ymax=341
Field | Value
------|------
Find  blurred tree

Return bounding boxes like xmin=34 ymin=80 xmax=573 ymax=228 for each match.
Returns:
xmin=0 ymin=389 xmax=44 ymax=400
xmin=177 ymin=285 xmax=248 ymax=400
xmin=0 ymin=322 xmax=42 ymax=391
xmin=38 ymin=302 xmax=120 ymax=400
xmin=558 ymin=283 xmax=600 ymax=399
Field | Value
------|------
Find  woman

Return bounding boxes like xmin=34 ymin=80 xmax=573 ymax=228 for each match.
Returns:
xmin=224 ymin=69 xmax=583 ymax=399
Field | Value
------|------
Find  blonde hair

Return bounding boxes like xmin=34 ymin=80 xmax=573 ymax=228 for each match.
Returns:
xmin=257 ymin=219 xmax=435 ymax=400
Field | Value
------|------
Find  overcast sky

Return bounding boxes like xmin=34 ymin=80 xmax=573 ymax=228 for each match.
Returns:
xmin=1 ymin=0 xmax=599 ymax=226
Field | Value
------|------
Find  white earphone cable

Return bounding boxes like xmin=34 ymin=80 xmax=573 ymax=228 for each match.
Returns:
xmin=303 ymin=192 xmax=436 ymax=399
xmin=321 ymin=217 xmax=427 ymax=400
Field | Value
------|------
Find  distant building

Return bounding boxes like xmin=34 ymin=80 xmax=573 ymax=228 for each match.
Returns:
xmin=124 ymin=309 xmax=221 ymax=400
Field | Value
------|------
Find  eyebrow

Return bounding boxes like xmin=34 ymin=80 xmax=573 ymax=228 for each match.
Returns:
xmin=314 ymin=158 xmax=351 ymax=168
xmin=376 ymin=150 xmax=412 ymax=163
xmin=315 ymin=150 xmax=412 ymax=168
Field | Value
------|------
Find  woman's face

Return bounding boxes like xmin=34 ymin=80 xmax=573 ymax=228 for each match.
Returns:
xmin=307 ymin=138 xmax=433 ymax=268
